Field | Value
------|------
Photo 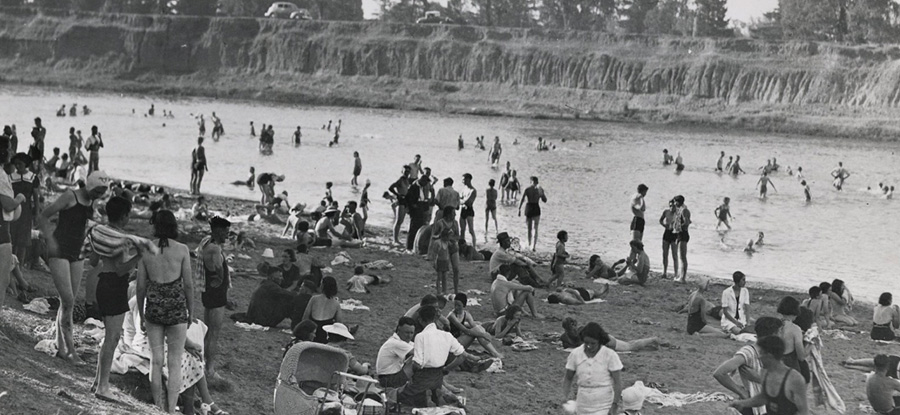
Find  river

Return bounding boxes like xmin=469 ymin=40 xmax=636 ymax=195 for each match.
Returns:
xmin=1 ymin=85 xmax=898 ymax=299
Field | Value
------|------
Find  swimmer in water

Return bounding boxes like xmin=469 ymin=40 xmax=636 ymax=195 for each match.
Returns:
xmin=489 ymin=136 xmax=502 ymax=166
xmin=630 ymin=184 xmax=648 ymax=242
xmin=743 ymin=239 xmax=755 ymax=253
xmin=714 ymin=197 xmax=733 ymax=230
xmin=771 ymin=158 xmax=780 ymax=171
xmin=518 ymin=176 xmax=548 ymax=251
xmin=795 ymin=166 xmax=804 ymax=181
xmin=250 ymin=121 xmax=256 ymax=137
xmin=756 ymin=231 xmax=764 ymax=246
xmin=759 ymin=159 xmax=774 ymax=175
xmin=885 ymin=185 xmax=894 ymax=200
xmin=715 ymin=151 xmax=725 ymax=172
xmin=663 ymin=149 xmax=673 ymax=166
xmin=674 ymin=151 xmax=684 ymax=172
xmin=831 ymin=161 xmax=850 ymax=190
xmin=725 ymin=156 xmax=733 ymax=172
xmin=730 ymin=155 xmax=745 ymax=176
xmin=458 ymin=134 xmax=464 ymax=150
xmin=293 ymin=126 xmax=301 ymax=146
xmin=484 ymin=179 xmax=499 ymax=242
xmin=351 ymin=151 xmax=361 ymax=186
xmin=801 ymin=180 xmax=811 ymax=202
xmin=197 ymin=114 xmax=206 ymax=136
xmin=757 ymin=171 xmax=776 ymax=199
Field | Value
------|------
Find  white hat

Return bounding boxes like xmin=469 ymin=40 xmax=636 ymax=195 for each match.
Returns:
xmin=622 ymin=382 xmax=652 ymax=411
xmin=86 ymin=171 xmax=110 ymax=192
xmin=323 ymin=323 xmax=354 ymax=340
xmin=261 ymin=248 xmax=275 ymax=259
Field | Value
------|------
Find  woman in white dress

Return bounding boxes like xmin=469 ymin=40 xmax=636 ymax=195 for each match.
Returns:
xmin=562 ymin=322 xmax=624 ymax=414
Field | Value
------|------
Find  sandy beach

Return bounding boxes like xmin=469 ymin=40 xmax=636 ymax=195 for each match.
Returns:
xmin=0 ymin=189 xmax=891 ymax=415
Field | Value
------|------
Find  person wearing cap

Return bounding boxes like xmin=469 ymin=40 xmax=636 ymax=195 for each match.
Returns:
xmin=613 ymin=240 xmax=650 ymax=286
xmin=672 ymin=195 xmax=691 ymax=283
xmin=376 ymin=316 xmax=417 ymax=388
xmin=630 ymin=184 xmax=648 ymax=242
xmin=562 ymin=322 xmax=624 ymax=415
xmin=458 ymin=173 xmax=477 ymax=249
xmin=489 ymin=231 xmax=546 ymax=288
xmin=9 ymin=152 xmax=40 ymax=271
xmin=37 ymin=170 xmax=108 ymax=364
xmin=388 ymin=165 xmax=412 ymax=245
xmin=0 ymin=142 xmax=28 ymax=310
xmin=84 ymin=125 xmax=104 ymax=175
xmin=200 ymin=215 xmax=232 ymax=380
xmin=516 ymin=176 xmax=546 ymax=251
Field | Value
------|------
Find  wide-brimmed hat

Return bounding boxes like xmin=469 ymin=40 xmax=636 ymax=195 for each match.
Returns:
xmin=85 ymin=171 xmax=110 ymax=192
xmin=323 ymin=323 xmax=354 ymax=340
xmin=324 ymin=206 xmax=339 ymax=216
xmin=261 ymin=248 xmax=275 ymax=259
xmin=622 ymin=381 xmax=656 ymax=411
xmin=496 ymin=232 xmax=510 ymax=242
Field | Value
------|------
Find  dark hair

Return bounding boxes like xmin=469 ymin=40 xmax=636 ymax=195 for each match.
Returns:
xmin=300 ymin=279 xmax=318 ymax=292
xmin=442 ymin=205 xmax=455 ymax=218
xmin=548 ymin=293 xmax=562 ymax=304
xmin=296 ymin=244 xmax=308 ymax=254
xmin=454 ymin=293 xmax=468 ymax=307
xmin=443 ymin=177 xmax=453 ymax=186
xmin=489 ymin=179 xmax=495 ymax=186
xmin=419 ymin=304 xmax=437 ymax=323
xmin=530 ymin=176 xmax=538 ymax=184
xmin=637 ymin=184 xmax=648 ymax=193
xmin=321 ymin=277 xmax=338 ymax=299
xmin=879 ymin=292 xmax=893 ymax=306
xmin=284 ymin=249 xmax=296 ymax=262
xmin=754 ymin=316 xmax=783 ymax=338
xmin=776 ymin=296 xmax=800 ymax=316
xmin=757 ymin=335 xmax=785 ymax=359
xmin=819 ymin=282 xmax=831 ymax=293
xmin=504 ymin=305 xmax=522 ymax=320
xmin=292 ymin=320 xmax=317 ymax=340
xmin=589 ymin=255 xmax=601 ymax=269
xmin=557 ymin=230 xmax=567 ymax=240
xmin=105 ymin=196 xmax=132 ymax=223
xmin=436 ymin=295 xmax=448 ymax=307
xmin=580 ymin=322 xmax=611 ymax=346
xmin=153 ymin=210 xmax=179 ymax=247
xmin=875 ymin=354 xmax=891 ymax=371
xmin=420 ymin=294 xmax=438 ymax=307
xmin=397 ymin=316 xmax=416 ymax=330
xmin=831 ymin=279 xmax=845 ymax=296
xmin=808 ymin=286 xmax=821 ymax=299
xmin=794 ymin=307 xmax=814 ymax=333
xmin=354 ymin=265 xmax=364 ymax=275
xmin=732 ymin=271 xmax=745 ymax=285
xmin=297 ymin=221 xmax=310 ymax=232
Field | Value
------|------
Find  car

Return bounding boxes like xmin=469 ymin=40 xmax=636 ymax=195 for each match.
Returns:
xmin=416 ymin=11 xmax=452 ymax=24
xmin=265 ymin=2 xmax=301 ymax=18
xmin=290 ymin=9 xmax=313 ymax=20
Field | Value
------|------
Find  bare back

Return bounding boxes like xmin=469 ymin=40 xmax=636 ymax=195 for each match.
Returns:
xmin=140 ymin=239 xmax=191 ymax=284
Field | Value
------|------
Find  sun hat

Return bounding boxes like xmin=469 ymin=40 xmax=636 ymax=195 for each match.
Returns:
xmin=323 ymin=323 xmax=354 ymax=340
xmin=622 ymin=381 xmax=658 ymax=411
xmin=85 ymin=171 xmax=109 ymax=192
xmin=261 ymin=248 xmax=275 ymax=259
xmin=496 ymin=232 xmax=510 ymax=242
xmin=324 ymin=206 xmax=340 ymax=216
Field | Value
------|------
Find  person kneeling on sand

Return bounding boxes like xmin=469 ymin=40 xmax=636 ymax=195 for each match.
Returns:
xmin=489 ymin=232 xmax=547 ymax=288
xmin=491 ymin=272 xmax=544 ymax=319
xmin=547 ymin=286 xmax=609 ymax=306
xmin=559 ymin=317 xmax=660 ymax=352
xmin=612 ymin=240 xmax=649 ymax=286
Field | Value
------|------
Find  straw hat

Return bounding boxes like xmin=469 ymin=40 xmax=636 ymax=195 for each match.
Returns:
xmin=324 ymin=206 xmax=340 ymax=216
xmin=621 ymin=381 xmax=654 ymax=411
xmin=323 ymin=323 xmax=354 ymax=340
xmin=261 ymin=248 xmax=275 ymax=259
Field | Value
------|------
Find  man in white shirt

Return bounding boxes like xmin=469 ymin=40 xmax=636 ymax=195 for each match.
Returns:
xmin=489 ymin=232 xmax=546 ymax=288
xmin=434 ymin=178 xmax=460 ymax=221
xmin=721 ymin=271 xmax=751 ymax=335
xmin=376 ymin=317 xmax=416 ymax=388
xmin=398 ymin=306 xmax=467 ymax=407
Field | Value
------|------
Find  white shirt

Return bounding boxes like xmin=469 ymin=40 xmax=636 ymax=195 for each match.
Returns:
xmin=565 ymin=345 xmax=623 ymax=388
xmin=376 ymin=333 xmax=413 ymax=375
xmin=721 ymin=286 xmax=750 ymax=328
xmin=413 ymin=323 xmax=464 ymax=368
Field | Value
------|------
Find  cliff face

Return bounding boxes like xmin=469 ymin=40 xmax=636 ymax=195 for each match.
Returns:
xmin=3 ymin=11 xmax=900 ymax=122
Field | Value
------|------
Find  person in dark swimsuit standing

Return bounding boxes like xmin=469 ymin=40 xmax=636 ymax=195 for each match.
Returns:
xmin=190 ymin=136 xmax=208 ymax=195
xmin=37 ymin=171 xmax=108 ymax=364
xmin=9 ymin=153 xmax=40 ymax=272
xmin=658 ymin=199 xmax=678 ymax=279
xmin=137 ymin=210 xmax=194 ymax=412
xmin=388 ymin=166 xmax=411 ymax=246
xmin=672 ymin=195 xmax=691 ymax=283
xmin=0 ymin=142 xmax=27 ymax=310
xmin=518 ymin=176 xmax=547 ymax=252
xmin=201 ymin=216 xmax=231 ymax=380
xmin=730 ymin=336 xmax=808 ymax=415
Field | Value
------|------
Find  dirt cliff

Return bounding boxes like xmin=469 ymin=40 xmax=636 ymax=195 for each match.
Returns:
xmin=2 ymin=10 xmax=900 ymax=138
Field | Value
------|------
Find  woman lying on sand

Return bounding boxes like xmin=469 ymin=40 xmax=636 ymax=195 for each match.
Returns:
xmin=547 ymin=285 xmax=609 ymax=306
xmin=560 ymin=317 xmax=661 ymax=352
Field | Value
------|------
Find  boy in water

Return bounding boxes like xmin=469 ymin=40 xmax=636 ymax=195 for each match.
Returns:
xmin=457 ymin=135 xmax=464 ymax=150
xmin=756 ymin=171 xmax=776 ymax=199
xmin=714 ymin=197 xmax=733 ymax=230
xmin=352 ymin=152 xmax=361 ymax=186
xmin=293 ymin=126 xmax=302 ymax=146
xmin=324 ymin=182 xmax=334 ymax=205
xmin=548 ymin=231 xmax=569 ymax=288
xmin=484 ymin=179 xmax=498 ymax=242
xmin=801 ymin=180 xmax=811 ymax=202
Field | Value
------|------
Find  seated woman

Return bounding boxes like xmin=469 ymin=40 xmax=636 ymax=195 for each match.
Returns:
xmin=276 ymin=249 xmax=301 ymax=291
xmin=404 ymin=294 xmax=451 ymax=333
xmin=447 ymin=293 xmax=503 ymax=359
xmin=547 ymin=286 xmax=609 ymax=305
xmin=560 ymin=317 xmax=660 ymax=352
xmin=829 ymin=279 xmax=859 ymax=326
xmin=801 ymin=286 xmax=832 ymax=329
xmin=301 ymin=276 xmax=343 ymax=343
xmin=682 ymin=279 xmax=728 ymax=338
xmin=315 ymin=207 xmax=363 ymax=248
xmin=282 ymin=320 xmax=372 ymax=376
xmin=192 ymin=196 xmax=209 ymax=221
xmin=585 ymin=254 xmax=625 ymax=280
xmin=481 ymin=305 xmax=524 ymax=342
xmin=872 ymin=292 xmax=900 ymax=341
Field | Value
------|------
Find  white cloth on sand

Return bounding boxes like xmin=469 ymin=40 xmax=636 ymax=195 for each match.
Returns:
xmin=235 ymin=322 xmax=269 ymax=331
xmin=646 ymin=391 xmax=733 ymax=407
xmin=341 ymin=298 xmax=370 ymax=311
xmin=364 ymin=260 xmax=394 ymax=270
xmin=331 ymin=251 xmax=353 ymax=266
xmin=23 ymin=298 xmax=51 ymax=315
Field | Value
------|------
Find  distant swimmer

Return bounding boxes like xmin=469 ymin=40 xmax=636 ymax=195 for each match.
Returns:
xmin=630 ymin=184 xmax=648 ymax=241
xmin=336 ymin=119 xmax=341 ymax=134
xmin=231 ymin=166 xmax=255 ymax=189
xmin=759 ymin=159 xmax=774 ymax=175
xmin=293 ymin=126 xmax=301 ymax=146
xmin=795 ymin=166 xmax=804 ymax=181
xmin=211 ymin=112 xmax=223 ymax=140
xmin=772 ymin=158 xmax=780 ymax=171
xmin=831 ymin=161 xmax=850 ymax=190
xmin=506 ymin=170 xmax=520 ymax=201
xmin=886 ymin=185 xmax=894 ymax=200
xmin=326 ymin=120 xmax=332 ymax=131
xmin=352 ymin=151 xmax=361 ymax=186
xmin=725 ymin=156 xmax=733 ymax=172
xmin=756 ymin=171 xmax=776 ymax=199
xmin=714 ymin=197 xmax=733 ymax=230
xmin=148 ymin=104 xmax=155 ymax=116
xmin=56 ymin=105 xmax=66 ymax=117
xmin=332 ymin=131 xmax=339 ymax=145
xmin=801 ymin=180 xmax=811 ymax=202
xmin=674 ymin=151 xmax=684 ymax=172
xmin=69 ymin=104 xmax=77 ymax=117
xmin=756 ymin=231 xmax=765 ymax=246
xmin=250 ymin=121 xmax=256 ymax=137
xmin=663 ymin=149 xmax=673 ymax=166
xmin=458 ymin=134 xmax=464 ymax=150
xmin=518 ymin=176 xmax=547 ymax=251
xmin=499 ymin=162 xmax=511 ymax=202
xmin=197 ymin=114 xmax=206 ymax=136
xmin=743 ymin=239 xmax=755 ymax=253
xmin=715 ymin=151 xmax=725 ymax=172
xmin=489 ymin=136 xmax=502 ymax=166
xmin=729 ymin=155 xmax=745 ymax=176
xmin=82 ymin=105 xmax=90 ymax=116
xmin=513 ymin=138 xmax=519 ymax=145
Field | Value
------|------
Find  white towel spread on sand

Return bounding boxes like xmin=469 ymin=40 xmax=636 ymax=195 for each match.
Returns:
xmin=411 ymin=407 xmax=466 ymax=415
xmin=341 ymin=299 xmax=370 ymax=311
xmin=235 ymin=322 xmax=269 ymax=331
xmin=23 ymin=298 xmax=51 ymax=315
xmin=331 ymin=251 xmax=353 ymax=266
xmin=730 ymin=333 xmax=757 ymax=343
xmin=485 ymin=358 xmax=504 ymax=373
xmin=646 ymin=391 xmax=733 ymax=407
xmin=34 ymin=339 xmax=58 ymax=356
xmin=364 ymin=260 xmax=394 ymax=270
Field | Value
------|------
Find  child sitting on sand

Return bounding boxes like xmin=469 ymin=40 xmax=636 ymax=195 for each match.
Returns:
xmin=346 ymin=265 xmax=390 ymax=293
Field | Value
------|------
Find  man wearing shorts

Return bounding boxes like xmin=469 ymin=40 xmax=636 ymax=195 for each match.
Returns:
xmin=190 ymin=136 xmax=207 ymax=195
xmin=388 ymin=166 xmax=412 ymax=245
xmin=672 ymin=195 xmax=691 ymax=282
xmin=630 ymin=184 xmax=648 ymax=242
xmin=352 ymin=151 xmax=361 ymax=186
xmin=489 ymin=136 xmax=502 ymax=166
xmin=202 ymin=216 xmax=231 ymax=380
xmin=518 ymin=176 xmax=547 ymax=251
xmin=458 ymin=173 xmax=477 ymax=248
xmin=484 ymin=179 xmax=498 ymax=242
xmin=491 ymin=273 xmax=543 ymax=319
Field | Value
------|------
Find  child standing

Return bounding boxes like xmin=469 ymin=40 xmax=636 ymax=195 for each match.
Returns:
xmin=714 ymin=197 xmax=733 ymax=230
xmin=324 ymin=182 xmax=334 ymax=205
xmin=484 ymin=179 xmax=498 ymax=242
xmin=549 ymin=230 xmax=569 ymax=288
xmin=801 ymin=180 xmax=811 ymax=202
xmin=351 ymin=152 xmax=362 ymax=187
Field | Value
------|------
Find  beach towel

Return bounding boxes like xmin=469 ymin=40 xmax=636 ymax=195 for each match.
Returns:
xmin=411 ymin=407 xmax=466 ymax=415
xmin=341 ymin=298 xmax=370 ymax=311
xmin=234 ymin=322 xmax=269 ymax=331
xmin=81 ymin=224 xmax=157 ymax=261
xmin=23 ymin=298 xmax=50 ymax=315
xmin=645 ymin=391 xmax=733 ymax=407
xmin=194 ymin=236 xmax=212 ymax=292
xmin=806 ymin=326 xmax=846 ymax=413
xmin=364 ymin=260 xmax=394 ymax=270
xmin=331 ymin=251 xmax=352 ymax=266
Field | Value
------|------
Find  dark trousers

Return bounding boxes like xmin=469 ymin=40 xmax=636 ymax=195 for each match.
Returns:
xmin=398 ymin=367 xmax=444 ymax=407
xmin=406 ymin=203 xmax=428 ymax=251
xmin=495 ymin=263 xmax=546 ymax=288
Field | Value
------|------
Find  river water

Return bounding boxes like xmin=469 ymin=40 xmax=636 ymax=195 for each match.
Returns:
xmin=1 ymin=86 xmax=898 ymax=299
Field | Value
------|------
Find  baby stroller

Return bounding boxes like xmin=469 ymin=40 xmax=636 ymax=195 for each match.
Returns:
xmin=275 ymin=342 xmax=390 ymax=415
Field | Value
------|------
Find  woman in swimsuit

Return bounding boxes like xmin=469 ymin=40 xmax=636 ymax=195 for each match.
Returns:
xmin=776 ymin=297 xmax=809 ymax=383
xmin=829 ymin=279 xmax=858 ymax=326
xmin=0 ymin=143 xmax=27 ymax=310
xmin=658 ymin=199 xmax=678 ymax=279
xmin=37 ymin=172 xmax=108 ymax=364
xmin=447 ymin=293 xmax=503 ymax=358
xmin=136 ymin=210 xmax=194 ymax=413
xmin=683 ymin=280 xmax=728 ymax=337
xmin=301 ymin=276 xmax=343 ymax=343
xmin=482 ymin=305 xmax=524 ymax=341
xmin=518 ymin=176 xmax=547 ymax=252
xmin=730 ymin=336 xmax=807 ymax=415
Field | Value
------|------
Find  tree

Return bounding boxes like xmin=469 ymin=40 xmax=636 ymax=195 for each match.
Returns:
xmin=847 ymin=0 xmax=897 ymax=43
xmin=780 ymin=0 xmax=847 ymax=41
xmin=619 ymin=0 xmax=659 ymax=34
xmin=643 ymin=0 xmax=692 ymax=35
xmin=539 ymin=0 xmax=615 ymax=31
xmin=695 ymin=0 xmax=729 ymax=36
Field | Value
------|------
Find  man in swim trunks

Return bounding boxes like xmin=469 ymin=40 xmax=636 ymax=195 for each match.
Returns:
xmin=458 ymin=173 xmax=477 ymax=248
xmin=293 ymin=126 xmax=302 ymax=146
xmin=518 ymin=176 xmax=547 ymax=251
xmin=614 ymin=240 xmax=650 ymax=286
xmin=491 ymin=273 xmax=543 ymax=319
xmin=389 ymin=166 xmax=412 ymax=245
xmin=730 ymin=155 xmax=745 ymax=176
xmin=489 ymin=232 xmax=547 ymax=288
xmin=201 ymin=216 xmax=231 ymax=380
xmin=756 ymin=171 xmax=776 ymax=199
xmin=867 ymin=355 xmax=900 ymax=415
xmin=630 ymin=184 xmax=648 ymax=242
xmin=484 ymin=179 xmax=498 ymax=242
xmin=716 ymin=151 xmax=726 ymax=172
xmin=489 ymin=137 xmax=502 ymax=166
xmin=190 ymin=136 xmax=207 ymax=195
xmin=672 ymin=195 xmax=691 ymax=282
xmin=352 ymin=151 xmax=361 ymax=186
xmin=831 ymin=161 xmax=850 ymax=191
